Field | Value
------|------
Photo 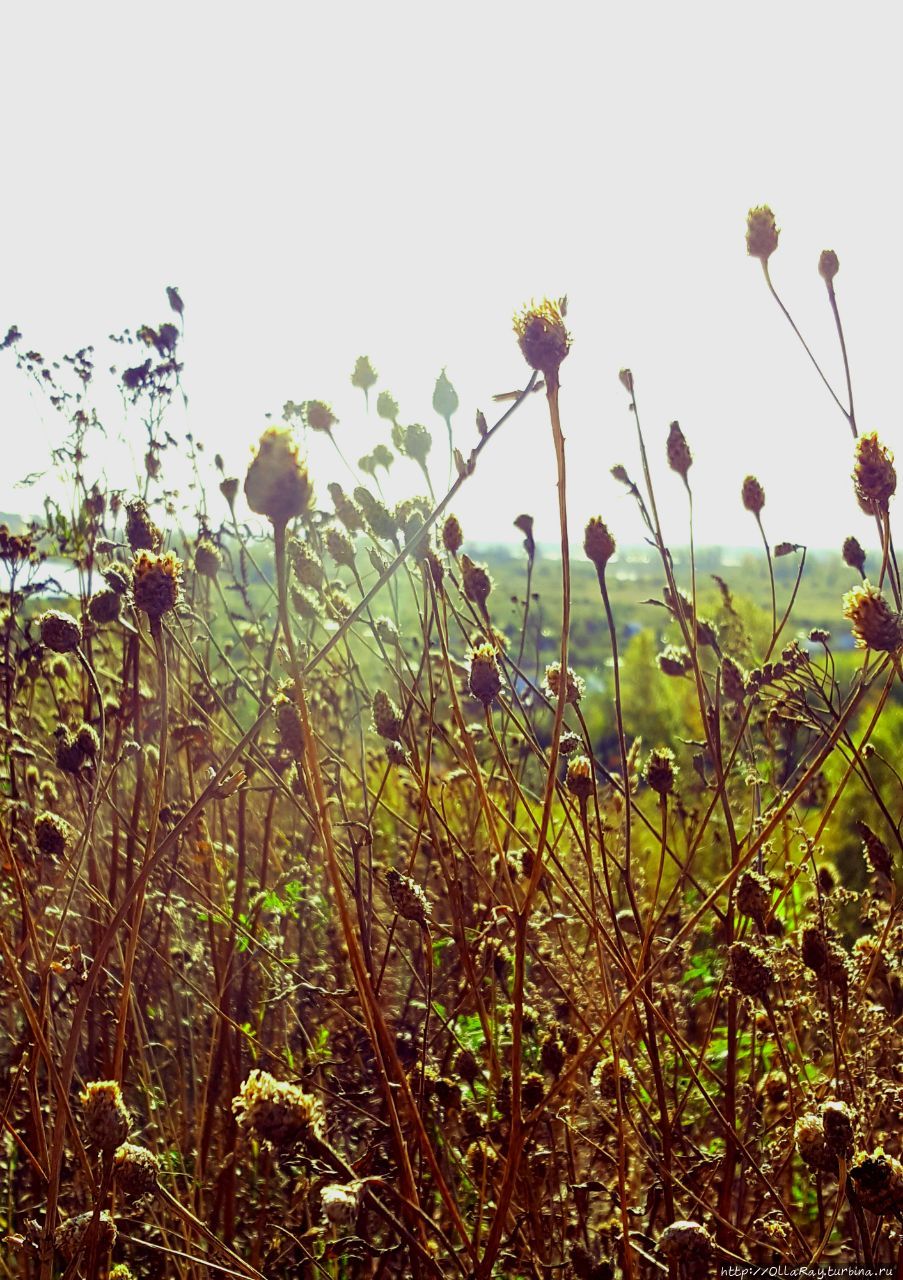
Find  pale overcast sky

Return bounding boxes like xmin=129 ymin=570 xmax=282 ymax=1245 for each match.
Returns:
xmin=1 ymin=2 xmax=900 ymax=552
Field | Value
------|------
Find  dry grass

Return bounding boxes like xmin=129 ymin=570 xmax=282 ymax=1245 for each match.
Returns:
xmin=0 ymin=209 xmax=901 ymax=1278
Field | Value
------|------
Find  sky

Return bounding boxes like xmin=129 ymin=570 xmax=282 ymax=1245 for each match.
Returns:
xmin=1 ymin=1 xmax=900 ymax=553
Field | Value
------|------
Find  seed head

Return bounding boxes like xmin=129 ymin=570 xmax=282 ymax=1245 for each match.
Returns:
xmin=737 ymin=869 xmax=772 ymax=927
xmin=853 ymin=432 xmax=896 ymax=515
xmin=591 ymin=1054 xmax=636 ymax=1102
xmin=39 ymin=610 xmax=82 ymax=654
xmin=565 ymin=755 xmax=595 ymax=803
xmin=54 ymin=1211 xmax=117 ymax=1262
xmin=466 ymin=1140 xmax=500 ymax=1184
xmin=856 ymin=821 xmax=893 ymax=880
xmin=584 ymin=517 xmax=616 ymax=576
xmin=372 ymin=690 xmax=403 ymax=741
xmin=88 ymin=589 xmax=122 ymax=625
xmin=326 ymin=527 xmax=355 ymax=569
xmin=746 ymin=205 xmax=779 ymax=262
xmin=114 ymin=1142 xmax=160 ymax=1200
xmin=132 ymin=550 xmax=182 ymax=620
xmin=275 ymin=695 xmax=304 ymax=755
xmin=644 ymin=748 xmax=677 ymax=797
xmin=35 ymin=811 xmax=70 ymax=857
xmin=848 ymin=1149 xmax=903 ymax=1215
xmin=442 ymin=513 xmax=463 ymax=554
xmin=461 ymin=555 xmax=492 ymax=610
xmin=742 ymin=475 xmax=765 ymax=516
xmin=300 ymin=400 xmax=337 ymax=433
xmin=328 ymin=483 xmax=364 ymax=533
xmin=543 ymin=662 xmax=585 ymax=705
xmin=350 ymin=355 xmax=377 ymax=398
xmin=819 ymin=249 xmax=840 ymax=283
xmin=728 ymin=942 xmax=774 ymax=1000
xmin=220 ymin=476 xmax=239 ymax=508
xmin=469 ymin=642 xmax=502 ymax=705
xmin=513 ymin=297 xmax=571 ymax=389
xmin=80 ymin=1080 xmax=130 ymax=1151
xmin=321 ymin=1180 xmax=363 ymax=1225
xmin=386 ymin=868 xmax=432 ymax=927
xmin=821 ymin=1101 xmax=854 ymax=1158
xmin=666 ymin=421 xmax=693 ymax=480
xmin=842 ymin=582 xmax=903 ymax=653
xmin=194 ymin=538 xmax=222 ymax=578
xmin=721 ymin=655 xmax=747 ymax=704
xmin=795 ymin=1113 xmax=835 ymax=1172
xmin=244 ymin=427 xmax=313 ymax=527
xmin=842 ymin=535 xmax=866 ymax=575
xmin=76 ymin=723 xmax=99 ymax=758
xmin=658 ymin=1221 xmax=713 ymax=1268
xmin=657 ymin=645 xmax=693 ymax=677
xmin=233 ymin=1069 xmax=324 ymax=1151
xmin=125 ymin=498 xmax=162 ymax=552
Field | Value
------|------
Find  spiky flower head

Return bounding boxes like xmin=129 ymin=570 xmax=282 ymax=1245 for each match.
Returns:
xmin=746 ymin=205 xmax=779 ymax=262
xmin=386 ymin=868 xmax=432 ymax=927
xmin=274 ymin=695 xmax=304 ymax=755
xmin=233 ymin=1069 xmax=325 ymax=1151
xmin=591 ymin=1054 xmax=637 ymax=1102
xmin=644 ymin=747 xmax=677 ymax=796
xmin=658 ymin=1221 xmax=713 ymax=1268
xmin=245 ymin=427 xmax=313 ymax=527
xmin=543 ymin=662 xmax=585 ymax=705
xmin=39 ymin=609 xmax=82 ymax=654
xmin=372 ymin=689 xmax=403 ymax=741
xmin=442 ymin=513 xmax=463 ymax=554
xmin=300 ymin=400 xmax=337 ymax=433
xmin=469 ymin=642 xmax=502 ymax=706
xmin=721 ymin=655 xmax=747 ymax=704
xmin=742 ymin=475 xmax=765 ymax=516
xmin=54 ymin=1211 xmax=117 ymax=1262
xmin=842 ymin=535 xmax=867 ymax=575
xmin=842 ymin=582 xmax=903 ymax=653
xmin=326 ymin=526 xmax=355 ymax=569
xmin=80 ymin=1080 xmax=130 ymax=1151
xmin=584 ymin=517 xmax=616 ymax=576
xmin=736 ymin=869 xmax=772 ymax=927
xmin=377 ymin=390 xmax=399 ymax=423
xmin=819 ymin=249 xmax=840 ymax=283
xmin=565 ymin=755 xmax=594 ymax=803
xmin=666 ymin=421 xmax=693 ymax=480
xmin=194 ymin=538 xmax=222 ymax=578
xmin=513 ymin=297 xmax=571 ymax=389
xmin=329 ymin=483 xmax=364 ymax=533
xmin=853 ymin=432 xmax=896 ymax=515
xmin=857 ymin=820 xmax=893 ymax=880
xmin=114 ymin=1142 xmax=160 ymax=1200
xmin=132 ymin=550 xmax=182 ymax=620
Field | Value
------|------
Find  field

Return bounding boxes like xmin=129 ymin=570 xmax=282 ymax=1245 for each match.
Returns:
xmin=0 ymin=211 xmax=902 ymax=1279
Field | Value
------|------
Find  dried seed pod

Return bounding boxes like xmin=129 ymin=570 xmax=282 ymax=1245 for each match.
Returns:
xmin=848 ymin=1148 xmax=903 ymax=1215
xmin=81 ymin=1080 xmax=130 ymax=1151
xmin=513 ymin=297 xmax=571 ymax=389
xmin=591 ymin=1054 xmax=636 ymax=1103
xmin=386 ymin=869 xmax=432 ymax=927
xmin=853 ymin=432 xmax=896 ymax=515
xmin=114 ymin=1142 xmax=160 ymax=1200
xmin=132 ymin=551 xmax=182 ymax=620
xmin=842 ymin=535 xmax=866 ymax=575
xmin=741 ymin=475 xmax=765 ymax=515
xmin=728 ymin=942 xmax=774 ymax=1000
xmin=737 ymin=869 xmax=772 ymax=928
xmin=720 ymin=655 xmax=747 ymax=704
xmin=465 ymin=1139 xmax=500 ymax=1184
xmin=54 ymin=1211 xmax=117 ymax=1262
xmin=194 ymin=538 xmax=222 ymax=578
xmin=644 ymin=748 xmax=677 ymax=796
xmin=125 ymin=498 xmax=162 ymax=552
xmin=658 ymin=1220 xmax=713 ymax=1273
xmin=543 ymin=662 xmax=585 ymax=705
xmin=232 ymin=1069 xmax=324 ymax=1151
xmin=819 ymin=249 xmax=840 ymax=282
xmin=34 ymin=812 xmax=70 ymax=857
xmin=469 ymin=643 xmax=502 ymax=706
xmin=88 ymin=589 xmax=122 ymax=624
xmin=795 ymin=1113 xmax=835 ymax=1172
xmin=857 ymin=821 xmax=893 ymax=880
xmin=821 ymin=1101 xmax=854 ymax=1158
xmin=746 ymin=205 xmax=779 ymax=262
xmin=801 ymin=926 xmax=849 ymax=995
xmin=245 ymin=427 xmax=313 ymax=526
xmin=658 ymin=645 xmax=693 ymax=677
xmin=39 ymin=610 xmax=82 ymax=654
xmin=584 ymin=517 xmax=616 ymax=575
xmin=842 ymin=582 xmax=903 ymax=653
xmin=565 ymin=755 xmax=594 ymax=803
xmin=372 ymin=690 xmax=403 ymax=741
xmin=667 ymin=420 xmax=693 ymax=480
xmin=461 ymin=555 xmax=492 ymax=610
xmin=275 ymin=695 xmax=304 ymax=755
xmin=442 ymin=513 xmax=463 ymax=553
xmin=321 ymin=1180 xmax=362 ymax=1225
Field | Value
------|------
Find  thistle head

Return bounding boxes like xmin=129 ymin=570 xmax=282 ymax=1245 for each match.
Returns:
xmin=513 ymin=297 xmax=571 ymax=390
